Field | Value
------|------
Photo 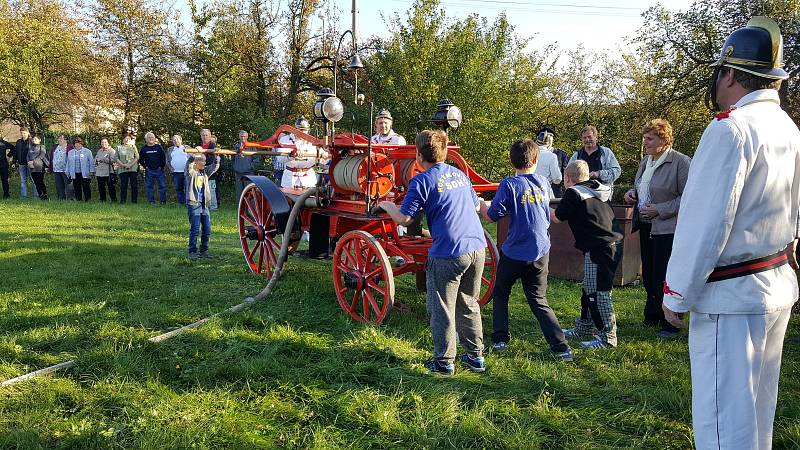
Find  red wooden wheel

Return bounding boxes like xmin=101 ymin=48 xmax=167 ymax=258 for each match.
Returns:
xmin=478 ymin=230 xmax=499 ymax=306
xmin=332 ymin=230 xmax=395 ymax=324
xmin=238 ymin=183 xmax=281 ymax=278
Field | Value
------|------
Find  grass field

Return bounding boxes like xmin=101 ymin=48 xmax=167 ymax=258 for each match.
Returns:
xmin=0 ymin=197 xmax=799 ymax=449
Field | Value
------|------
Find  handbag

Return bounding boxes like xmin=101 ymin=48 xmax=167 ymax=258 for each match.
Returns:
xmin=107 ymin=152 xmax=118 ymax=185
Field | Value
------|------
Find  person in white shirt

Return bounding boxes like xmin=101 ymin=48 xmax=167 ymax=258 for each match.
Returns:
xmin=370 ymin=109 xmax=406 ymax=145
xmin=167 ymin=134 xmax=188 ymax=204
xmin=533 ymin=130 xmax=561 ymax=195
xmin=663 ymin=17 xmax=800 ymax=450
xmin=276 ymin=116 xmax=329 ymax=189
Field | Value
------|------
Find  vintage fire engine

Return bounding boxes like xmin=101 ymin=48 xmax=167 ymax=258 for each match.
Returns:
xmin=230 ymin=94 xmax=499 ymax=325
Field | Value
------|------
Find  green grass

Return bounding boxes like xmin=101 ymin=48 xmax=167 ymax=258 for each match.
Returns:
xmin=0 ymin=198 xmax=798 ymax=449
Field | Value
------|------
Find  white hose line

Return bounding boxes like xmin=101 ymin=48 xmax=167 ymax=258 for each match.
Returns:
xmin=1 ymin=188 xmax=316 ymax=388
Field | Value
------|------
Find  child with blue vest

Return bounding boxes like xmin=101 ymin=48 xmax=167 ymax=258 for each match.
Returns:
xmin=184 ymin=153 xmax=217 ymax=260
xmin=480 ymin=139 xmax=572 ymax=361
xmin=379 ymin=129 xmax=487 ymax=375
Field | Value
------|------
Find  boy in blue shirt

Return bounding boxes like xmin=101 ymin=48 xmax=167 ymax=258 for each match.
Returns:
xmin=480 ymin=139 xmax=572 ymax=361
xmin=379 ymin=129 xmax=487 ymax=375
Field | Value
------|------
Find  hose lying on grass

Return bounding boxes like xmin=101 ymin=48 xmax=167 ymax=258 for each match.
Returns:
xmin=1 ymin=188 xmax=316 ymax=388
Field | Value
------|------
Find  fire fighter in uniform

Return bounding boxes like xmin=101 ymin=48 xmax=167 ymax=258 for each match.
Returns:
xmin=662 ymin=17 xmax=800 ymax=450
xmin=276 ymin=116 xmax=329 ymax=189
xmin=370 ymin=109 xmax=406 ymax=145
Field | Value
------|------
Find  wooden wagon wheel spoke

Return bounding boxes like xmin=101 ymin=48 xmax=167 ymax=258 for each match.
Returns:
xmin=364 ymin=290 xmax=382 ymax=317
xmin=365 ymin=280 xmax=385 ymax=293
xmin=365 ymin=266 xmax=383 ymax=280
xmin=241 ymin=213 xmax=259 ymax=229
xmin=256 ymin=242 xmax=266 ymax=273
xmin=244 ymin=194 xmax=259 ymax=224
xmin=350 ymin=290 xmax=360 ymax=313
xmin=249 ymin=240 xmax=261 ymax=261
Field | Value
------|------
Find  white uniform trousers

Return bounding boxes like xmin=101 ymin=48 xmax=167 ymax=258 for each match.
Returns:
xmin=689 ymin=308 xmax=791 ymax=450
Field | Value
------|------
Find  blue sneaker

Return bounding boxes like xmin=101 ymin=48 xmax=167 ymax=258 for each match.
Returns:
xmin=424 ymin=359 xmax=454 ymax=376
xmin=553 ymin=349 xmax=574 ymax=362
xmin=460 ymin=353 xmax=486 ymax=373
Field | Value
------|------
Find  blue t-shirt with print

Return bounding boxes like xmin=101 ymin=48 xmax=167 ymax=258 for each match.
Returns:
xmin=400 ymin=162 xmax=485 ymax=258
xmin=487 ymin=173 xmax=551 ymax=262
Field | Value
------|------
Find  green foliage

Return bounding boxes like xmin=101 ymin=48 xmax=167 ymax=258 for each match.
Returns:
xmin=364 ymin=0 xmax=548 ymax=180
xmin=0 ymin=200 xmax=799 ymax=448
xmin=0 ymin=0 xmax=97 ymax=133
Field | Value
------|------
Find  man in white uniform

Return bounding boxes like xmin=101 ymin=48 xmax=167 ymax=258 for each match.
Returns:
xmin=370 ymin=109 xmax=406 ymax=145
xmin=533 ymin=130 xmax=561 ymax=194
xmin=663 ymin=17 xmax=800 ymax=450
xmin=276 ymin=116 xmax=328 ymax=189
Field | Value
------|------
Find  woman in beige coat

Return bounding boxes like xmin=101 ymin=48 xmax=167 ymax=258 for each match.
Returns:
xmin=624 ymin=119 xmax=691 ymax=338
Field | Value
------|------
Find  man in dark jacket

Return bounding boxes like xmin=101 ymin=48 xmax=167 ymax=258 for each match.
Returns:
xmin=0 ymin=138 xmax=13 ymax=198
xmin=13 ymin=127 xmax=37 ymax=199
xmin=232 ymin=130 xmax=258 ymax=200
xmin=140 ymin=131 xmax=167 ymax=204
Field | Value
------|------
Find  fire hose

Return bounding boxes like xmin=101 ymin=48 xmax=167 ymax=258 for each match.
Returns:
xmin=1 ymin=188 xmax=316 ymax=387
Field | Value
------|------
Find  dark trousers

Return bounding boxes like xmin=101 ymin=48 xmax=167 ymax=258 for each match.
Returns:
xmin=1 ymin=165 xmax=10 ymax=197
xmin=73 ymin=173 xmax=91 ymax=201
xmin=31 ymin=172 xmax=47 ymax=199
xmin=638 ymin=222 xmax=677 ymax=331
xmin=54 ymin=172 xmax=69 ymax=199
xmin=119 ymin=172 xmax=138 ymax=204
xmin=172 ymin=172 xmax=185 ymax=205
xmin=234 ymin=172 xmax=253 ymax=201
xmin=145 ymin=168 xmax=167 ymax=203
xmin=97 ymin=176 xmax=117 ymax=202
xmin=491 ymin=253 xmax=568 ymax=352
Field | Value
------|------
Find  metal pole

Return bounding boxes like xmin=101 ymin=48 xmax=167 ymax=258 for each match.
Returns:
xmin=365 ymin=102 xmax=373 ymax=212
xmin=351 ymin=0 xmax=358 ymax=50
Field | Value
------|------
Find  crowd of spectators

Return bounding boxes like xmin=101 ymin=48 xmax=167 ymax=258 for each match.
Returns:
xmin=0 ymin=127 xmax=237 ymax=206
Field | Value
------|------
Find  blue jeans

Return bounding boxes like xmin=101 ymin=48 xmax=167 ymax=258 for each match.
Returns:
xmin=188 ymin=204 xmax=211 ymax=254
xmin=145 ymin=168 xmax=167 ymax=203
xmin=172 ymin=172 xmax=186 ymax=205
xmin=18 ymin=165 xmax=38 ymax=199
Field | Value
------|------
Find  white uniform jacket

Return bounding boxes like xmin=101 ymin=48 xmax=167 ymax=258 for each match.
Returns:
xmin=370 ymin=131 xmax=406 ymax=145
xmin=276 ymin=133 xmax=321 ymax=189
xmin=664 ymin=89 xmax=800 ymax=314
xmin=534 ymin=146 xmax=562 ymax=185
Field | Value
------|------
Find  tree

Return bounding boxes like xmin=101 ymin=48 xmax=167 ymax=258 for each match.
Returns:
xmin=364 ymin=0 xmax=548 ymax=179
xmin=90 ymin=0 xmax=188 ymax=137
xmin=635 ymin=0 xmax=800 ymax=133
xmin=0 ymin=0 xmax=98 ymax=133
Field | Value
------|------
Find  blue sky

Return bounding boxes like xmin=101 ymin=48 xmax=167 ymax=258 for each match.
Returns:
xmin=353 ymin=0 xmax=695 ymax=52
xmin=179 ymin=0 xmax=696 ymax=52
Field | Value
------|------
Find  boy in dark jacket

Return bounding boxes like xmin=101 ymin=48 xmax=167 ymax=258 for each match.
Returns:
xmin=552 ymin=160 xmax=622 ymax=349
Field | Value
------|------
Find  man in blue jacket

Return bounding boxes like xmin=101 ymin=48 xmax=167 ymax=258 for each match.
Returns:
xmin=568 ymin=125 xmax=622 ymax=198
